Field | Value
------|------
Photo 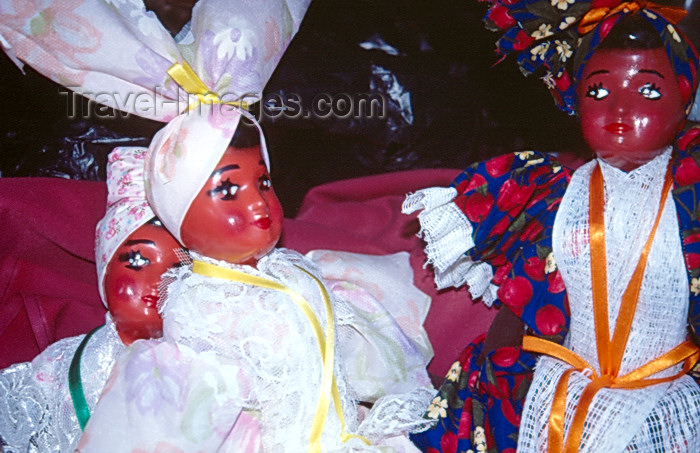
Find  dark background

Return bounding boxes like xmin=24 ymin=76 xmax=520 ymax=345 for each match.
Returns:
xmin=1 ymin=0 xmax=696 ymax=215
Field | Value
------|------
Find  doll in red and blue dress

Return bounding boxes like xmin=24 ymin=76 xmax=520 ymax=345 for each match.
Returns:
xmin=405 ymin=2 xmax=700 ymax=451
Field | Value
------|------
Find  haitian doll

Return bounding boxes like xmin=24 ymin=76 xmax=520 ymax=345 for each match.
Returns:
xmin=405 ymin=4 xmax=700 ymax=453
xmin=0 ymin=147 xmax=183 ymax=452
xmin=76 ymin=105 xmax=435 ymax=453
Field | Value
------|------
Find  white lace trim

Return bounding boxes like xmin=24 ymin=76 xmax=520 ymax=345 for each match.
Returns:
xmin=0 ymin=314 xmax=124 ymax=452
xmin=403 ymin=187 xmax=498 ymax=306
xmin=358 ymin=386 xmax=438 ymax=443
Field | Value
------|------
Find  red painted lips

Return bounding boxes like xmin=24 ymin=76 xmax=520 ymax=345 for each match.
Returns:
xmin=604 ymin=122 xmax=632 ymax=134
xmin=253 ymin=218 xmax=271 ymax=229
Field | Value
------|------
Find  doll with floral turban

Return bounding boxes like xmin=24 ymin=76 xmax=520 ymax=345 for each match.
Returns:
xmin=405 ymin=2 xmax=700 ymax=452
xmin=74 ymin=98 xmax=436 ymax=451
xmin=0 ymin=147 xmax=183 ymax=452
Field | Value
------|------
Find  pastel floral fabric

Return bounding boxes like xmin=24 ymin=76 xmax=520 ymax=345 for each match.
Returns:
xmin=94 ymin=147 xmax=154 ymax=307
xmin=409 ymin=141 xmax=700 ymax=451
xmin=0 ymin=0 xmax=311 ymax=240
xmin=0 ymin=0 xmax=311 ymax=121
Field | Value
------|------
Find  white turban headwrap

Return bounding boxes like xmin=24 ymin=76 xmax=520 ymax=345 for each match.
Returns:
xmin=145 ymin=105 xmax=269 ymax=242
xmin=95 ymin=147 xmax=154 ymax=307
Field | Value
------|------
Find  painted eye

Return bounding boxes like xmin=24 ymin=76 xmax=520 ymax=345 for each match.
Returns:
xmin=259 ymin=175 xmax=272 ymax=191
xmin=119 ymin=250 xmax=150 ymax=270
xmin=207 ymin=178 xmax=239 ymax=201
xmin=639 ymin=83 xmax=661 ymax=100
xmin=585 ymin=82 xmax=609 ymax=100
xmin=147 ymin=217 xmax=163 ymax=227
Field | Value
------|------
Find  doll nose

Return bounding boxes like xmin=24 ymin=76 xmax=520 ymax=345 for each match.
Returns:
xmin=246 ymin=189 xmax=269 ymax=212
xmin=615 ymin=101 xmax=626 ymax=115
xmin=610 ymin=93 xmax=626 ymax=116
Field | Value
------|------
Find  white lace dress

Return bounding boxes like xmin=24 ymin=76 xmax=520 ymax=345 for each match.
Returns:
xmin=518 ymin=149 xmax=700 ymax=452
xmin=76 ymin=248 xmax=435 ymax=452
xmin=0 ymin=314 xmax=124 ymax=453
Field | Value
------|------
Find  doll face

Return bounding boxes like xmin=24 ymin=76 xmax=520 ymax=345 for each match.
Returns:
xmin=179 ymin=145 xmax=283 ymax=265
xmin=104 ymin=219 xmax=182 ymax=345
xmin=577 ymin=48 xmax=687 ymax=171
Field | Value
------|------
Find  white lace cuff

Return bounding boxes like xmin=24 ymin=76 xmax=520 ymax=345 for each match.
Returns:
xmin=403 ymin=187 xmax=498 ymax=306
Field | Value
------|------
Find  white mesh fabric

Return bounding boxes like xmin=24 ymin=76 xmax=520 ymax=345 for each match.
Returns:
xmin=0 ymin=315 xmax=124 ymax=452
xmin=403 ymin=187 xmax=498 ymax=306
xmin=518 ymin=148 xmax=700 ymax=452
xmin=156 ymin=247 xmax=191 ymax=314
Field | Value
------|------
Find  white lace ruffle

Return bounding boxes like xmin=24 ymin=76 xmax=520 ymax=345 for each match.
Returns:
xmin=358 ymin=386 xmax=437 ymax=443
xmin=403 ymin=187 xmax=498 ymax=306
xmin=0 ymin=315 xmax=124 ymax=453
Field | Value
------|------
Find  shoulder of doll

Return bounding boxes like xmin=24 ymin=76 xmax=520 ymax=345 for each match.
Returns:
xmin=450 ymin=151 xmax=572 ymax=195
xmin=402 ymin=151 xmax=569 ymax=305
xmin=674 ymin=139 xmax=700 ymax=188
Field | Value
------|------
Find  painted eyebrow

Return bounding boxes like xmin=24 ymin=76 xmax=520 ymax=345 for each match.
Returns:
xmin=586 ymin=69 xmax=609 ymax=79
xmin=210 ymin=164 xmax=240 ymax=178
xmin=124 ymin=239 xmax=155 ymax=246
xmin=639 ymin=69 xmax=665 ymax=78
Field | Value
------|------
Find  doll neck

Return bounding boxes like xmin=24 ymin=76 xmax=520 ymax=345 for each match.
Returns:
xmin=189 ymin=250 xmax=270 ymax=270
xmin=595 ymin=145 xmax=673 ymax=173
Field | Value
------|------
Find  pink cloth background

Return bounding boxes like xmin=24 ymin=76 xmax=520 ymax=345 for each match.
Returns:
xmin=0 ymin=170 xmax=497 ymax=377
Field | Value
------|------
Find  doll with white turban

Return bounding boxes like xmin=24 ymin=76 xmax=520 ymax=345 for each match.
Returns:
xmin=0 ymin=147 xmax=183 ymax=452
xmin=76 ymin=103 xmax=435 ymax=453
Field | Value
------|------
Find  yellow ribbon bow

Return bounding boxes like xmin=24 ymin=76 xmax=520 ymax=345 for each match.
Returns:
xmin=167 ymin=61 xmax=250 ymax=111
xmin=577 ymin=0 xmax=687 ymax=34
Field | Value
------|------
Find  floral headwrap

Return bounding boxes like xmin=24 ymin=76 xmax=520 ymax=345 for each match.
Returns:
xmin=95 ymin=147 xmax=154 ymax=307
xmin=483 ymin=0 xmax=698 ymax=115
xmin=1 ymin=0 xmax=310 ymax=240
xmin=0 ymin=0 xmax=311 ymax=122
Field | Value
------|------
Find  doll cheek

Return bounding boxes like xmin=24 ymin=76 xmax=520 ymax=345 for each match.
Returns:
xmin=223 ymin=212 xmax=248 ymax=232
xmin=107 ymin=275 xmax=144 ymax=307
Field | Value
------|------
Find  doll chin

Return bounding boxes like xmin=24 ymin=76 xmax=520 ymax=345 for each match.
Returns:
xmin=115 ymin=323 xmax=163 ymax=345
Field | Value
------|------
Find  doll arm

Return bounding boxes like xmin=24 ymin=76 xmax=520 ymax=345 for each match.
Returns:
xmin=77 ymin=340 xmax=251 ymax=452
xmin=403 ymin=151 xmax=571 ymax=309
xmin=307 ymin=249 xmax=434 ymax=402
xmin=477 ymin=305 xmax=525 ymax=365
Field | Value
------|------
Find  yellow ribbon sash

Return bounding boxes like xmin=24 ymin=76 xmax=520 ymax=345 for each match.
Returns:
xmin=191 ymin=260 xmax=370 ymax=452
xmin=578 ymin=0 xmax=687 ymax=34
xmin=523 ymin=162 xmax=700 ymax=452
xmin=167 ymin=61 xmax=249 ymax=111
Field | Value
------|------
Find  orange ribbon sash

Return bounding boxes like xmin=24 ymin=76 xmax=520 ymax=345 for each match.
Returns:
xmin=523 ymin=161 xmax=700 ymax=452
